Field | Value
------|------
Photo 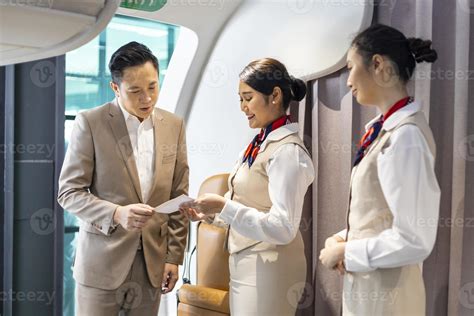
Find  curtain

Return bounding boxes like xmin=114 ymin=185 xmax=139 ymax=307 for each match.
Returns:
xmin=296 ymin=1 xmax=474 ymax=315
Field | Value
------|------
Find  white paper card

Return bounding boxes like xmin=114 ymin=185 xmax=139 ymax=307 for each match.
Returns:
xmin=154 ymin=194 xmax=194 ymax=214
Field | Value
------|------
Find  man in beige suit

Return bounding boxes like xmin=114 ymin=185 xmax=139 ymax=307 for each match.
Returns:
xmin=58 ymin=42 xmax=189 ymax=315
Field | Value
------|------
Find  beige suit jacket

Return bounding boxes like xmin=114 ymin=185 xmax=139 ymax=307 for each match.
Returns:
xmin=58 ymin=99 xmax=189 ymax=290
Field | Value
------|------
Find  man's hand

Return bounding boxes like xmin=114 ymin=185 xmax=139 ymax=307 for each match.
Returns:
xmin=113 ymin=204 xmax=154 ymax=231
xmin=161 ymin=263 xmax=179 ymax=294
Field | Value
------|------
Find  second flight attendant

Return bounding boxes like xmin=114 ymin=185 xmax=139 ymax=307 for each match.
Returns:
xmin=319 ymin=24 xmax=441 ymax=315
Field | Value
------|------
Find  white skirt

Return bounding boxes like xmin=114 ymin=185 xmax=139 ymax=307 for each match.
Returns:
xmin=228 ymin=232 xmax=307 ymax=316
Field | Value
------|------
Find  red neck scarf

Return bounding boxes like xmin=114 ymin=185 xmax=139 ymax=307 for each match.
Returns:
xmin=242 ymin=115 xmax=291 ymax=167
xmin=353 ymin=97 xmax=413 ymax=167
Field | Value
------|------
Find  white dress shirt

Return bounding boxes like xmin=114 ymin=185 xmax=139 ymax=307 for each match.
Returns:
xmin=338 ymin=101 xmax=441 ymax=272
xmin=119 ymin=102 xmax=155 ymax=202
xmin=218 ymin=123 xmax=315 ymax=245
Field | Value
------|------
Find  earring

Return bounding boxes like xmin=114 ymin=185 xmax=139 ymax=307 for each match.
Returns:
xmin=272 ymin=101 xmax=275 ymax=104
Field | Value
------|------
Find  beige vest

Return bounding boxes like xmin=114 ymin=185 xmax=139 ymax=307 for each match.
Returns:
xmin=226 ymin=133 xmax=308 ymax=254
xmin=343 ymin=111 xmax=436 ymax=315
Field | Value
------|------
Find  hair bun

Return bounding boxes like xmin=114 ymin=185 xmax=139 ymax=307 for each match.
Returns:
xmin=289 ymin=76 xmax=307 ymax=102
xmin=407 ymin=38 xmax=438 ymax=63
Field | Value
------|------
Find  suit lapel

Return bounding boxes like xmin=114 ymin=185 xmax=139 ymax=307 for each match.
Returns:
xmin=107 ymin=100 xmax=143 ymax=202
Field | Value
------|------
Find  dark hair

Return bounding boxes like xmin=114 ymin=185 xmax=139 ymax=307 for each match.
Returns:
xmin=239 ymin=58 xmax=306 ymax=110
xmin=109 ymin=41 xmax=159 ymax=84
xmin=351 ymin=24 xmax=438 ymax=82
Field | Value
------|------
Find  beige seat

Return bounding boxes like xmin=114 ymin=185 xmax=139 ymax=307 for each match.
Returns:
xmin=177 ymin=174 xmax=230 ymax=316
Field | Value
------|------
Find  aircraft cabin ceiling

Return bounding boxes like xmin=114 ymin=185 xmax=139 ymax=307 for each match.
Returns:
xmin=0 ymin=0 xmax=120 ymax=66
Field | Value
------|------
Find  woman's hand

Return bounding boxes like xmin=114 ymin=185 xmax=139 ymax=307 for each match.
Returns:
xmin=179 ymin=206 xmax=209 ymax=222
xmin=322 ymin=235 xmax=346 ymax=275
xmin=319 ymin=242 xmax=346 ymax=272
xmin=334 ymin=261 xmax=346 ymax=275
xmin=179 ymin=193 xmax=227 ymax=221
xmin=324 ymin=234 xmax=345 ymax=248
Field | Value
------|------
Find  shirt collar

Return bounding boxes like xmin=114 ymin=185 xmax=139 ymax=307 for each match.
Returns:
xmin=259 ymin=123 xmax=299 ymax=152
xmin=117 ymin=98 xmax=155 ymax=127
xmin=364 ymin=101 xmax=422 ymax=132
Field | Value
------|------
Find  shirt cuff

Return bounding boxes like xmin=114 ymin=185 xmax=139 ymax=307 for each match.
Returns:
xmin=219 ymin=199 xmax=240 ymax=225
xmin=344 ymin=238 xmax=375 ymax=272
xmin=335 ymin=229 xmax=347 ymax=240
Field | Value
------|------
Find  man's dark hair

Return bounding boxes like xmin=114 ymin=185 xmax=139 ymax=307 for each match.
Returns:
xmin=109 ymin=41 xmax=159 ymax=84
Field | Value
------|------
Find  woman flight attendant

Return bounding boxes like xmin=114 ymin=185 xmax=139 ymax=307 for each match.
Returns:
xmin=180 ymin=58 xmax=314 ymax=316
xmin=319 ymin=24 xmax=441 ymax=315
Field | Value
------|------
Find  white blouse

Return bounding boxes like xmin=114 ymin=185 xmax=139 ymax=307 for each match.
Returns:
xmin=218 ymin=124 xmax=315 ymax=245
xmin=338 ymin=102 xmax=441 ymax=272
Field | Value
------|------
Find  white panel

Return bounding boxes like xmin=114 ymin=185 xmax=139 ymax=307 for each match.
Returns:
xmin=0 ymin=47 xmax=38 ymax=59
xmin=0 ymin=6 xmax=95 ymax=48
xmin=157 ymin=27 xmax=199 ymax=113
xmin=0 ymin=0 xmax=119 ymax=66
xmin=10 ymin=0 xmax=106 ymax=16
xmin=204 ymin=0 xmax=373 ymax=82
xmin=45 ymin=0 xmax=106 ymax=16
xmin=0 ymin=43 xmax=24 ymax=53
